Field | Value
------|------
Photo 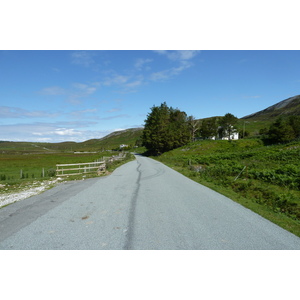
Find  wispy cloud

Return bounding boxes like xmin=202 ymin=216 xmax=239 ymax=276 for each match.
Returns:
xmin=99 ymin=114 xmax=130 ymax=121
xmin=0 ymin=121 xmax=110 ymax=143
xmin=0 ymin=106 xmax=58 ymax=119
xmin=150 ymin=61 xmax=192 ymax=82
xmin=39 ymin=82 xmax=98 ymax=105
xmin=100 ymin=72 xmax=144 ymax=93
xmin=39 ymin=86 xmax=66 ymax=95
xmin=67 ymin=82 xmax=99 ymax=104
xmin=154 ymin=50 xmax=200 ymax=62
xmin=53 ymin=128 xmax=83 ymax=137
xmin=69 ymin=108 xmax=98 ymax=119
xmin=124 ymin=76 xmax=144 ymax=89
xmin=71 ymin=51 xmax=95 ymax=67
xmin=72 ymin=83 xmax=97 ymax=95
xmin=103 ymin=74 xmax=130 ymax=86
xmin=150 ymin=50 xmax=200 ymax=81
xmin=106 ymin=108 xmax=122 ymax=113
xmin=134 ymin=58 xmax=152 ymax=70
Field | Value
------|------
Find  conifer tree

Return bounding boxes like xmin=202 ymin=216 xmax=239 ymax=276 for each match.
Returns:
xmin=268 ymin=117 xmax=297 ymax=143
xmin=142 ymin=102 xmax=190 ymax=155
xmin=219 ymin=113 xmax=238 ymax=140
xmin=200 ymin=118 xmax=218 ymax=139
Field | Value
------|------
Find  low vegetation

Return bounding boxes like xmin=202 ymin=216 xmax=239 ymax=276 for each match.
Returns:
xmin=153 ymin=139 xmax=300 ymax=237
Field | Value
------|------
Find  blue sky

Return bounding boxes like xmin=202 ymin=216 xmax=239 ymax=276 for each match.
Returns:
xmin=1 ymin=50 xmax=300 ymax=142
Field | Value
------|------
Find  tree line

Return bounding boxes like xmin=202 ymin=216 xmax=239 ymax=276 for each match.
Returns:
xmin=142 ymin=102 xmax=239 ymax=155
xmin=141 ymin=102 xmax=300 ymax=155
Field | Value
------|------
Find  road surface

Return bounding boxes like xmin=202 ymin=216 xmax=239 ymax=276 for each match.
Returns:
xmin=0 ymin=155 xmax=300 ymax=249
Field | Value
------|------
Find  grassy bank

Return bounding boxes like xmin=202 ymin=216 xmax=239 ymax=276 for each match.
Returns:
xmin=154 ymin=139 xmax=300 ymax=237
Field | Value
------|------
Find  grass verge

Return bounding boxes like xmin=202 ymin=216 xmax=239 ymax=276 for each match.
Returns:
xmin=153 ymin=139 xmax=300 ymax=237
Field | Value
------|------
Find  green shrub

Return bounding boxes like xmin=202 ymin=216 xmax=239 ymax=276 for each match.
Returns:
xmin=47 ymin=168 xmax=56 ymax=177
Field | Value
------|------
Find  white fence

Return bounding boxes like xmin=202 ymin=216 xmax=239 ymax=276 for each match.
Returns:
xmin=56 ymin=161 xmax=106 ymax=177
xmin=55 ymin=153 xmax=127 ymax=177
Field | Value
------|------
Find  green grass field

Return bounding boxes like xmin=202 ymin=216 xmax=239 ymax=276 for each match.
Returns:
xmin=0 ymin=149 xmax=137 ymax=192
xmin=0 ymin=152 xmax=103 ymax=182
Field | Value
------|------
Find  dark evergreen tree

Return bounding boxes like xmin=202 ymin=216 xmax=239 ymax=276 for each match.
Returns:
xmin=288 ymin=115 xmax=300 ymax=138
xmin=268 ymin=117 xmax=296 ymax=143
xmin=200 ymin=118 xmax=218 ymax=139
xmin=219 ymin=113 xmax=238 ymax=140
xmin=142 ymin=103 xmax=190 ymax=155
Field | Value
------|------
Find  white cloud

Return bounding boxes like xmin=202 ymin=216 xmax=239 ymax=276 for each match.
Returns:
xmin=176 ymin=50 xmax=199 ymax=61
xmin=66 ymin=82 xmax=98 ymax=104
xmin=125 ymin=76 xmax=144 ymax=89
xmin=0 ymin=122 xmax=112 ymax=143
xmin=134 ymin=58 xmax=153 ymax=70
xmin=39 ymin=82 xmax=98 ymax=105
xmin=114 ymin=128 xmax=126 ymax=132
xmin=100 ymin=73 xmax=144 ymax=93
xmin=39 ymin=86 xmax=66 ymax=95
xmin=99 ymin=114 xmax=130 ymax=121
xmin=103 ymin=74 xmax=130 ymax=86
xmin=150 ymin=61 xmax=192 ymax=82
xmin=71 ymin=51 xmax=95 ymax=67
xmin=150 ymin=50 xmax=199 ymax=82
xmin=69 ymin=109 xmax=98 ymax=119
xmin=154 ymin=50 xmax=200 ymax=62
xmin=150 ymin=69 xmax=170 ymax=81
xmin=106 ymin=108 xmax=122 ymax=113
xmin=72 ymin=83 xmax=97 ymax=95
xmin=54 ymin=128 xmax=82 ymax=136
xmin=0 ymin=106 xmax=58 ymax=119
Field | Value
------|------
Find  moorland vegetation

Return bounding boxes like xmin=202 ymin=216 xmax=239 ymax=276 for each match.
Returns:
xmin=141 ymin=101 xmax=300 ymax=236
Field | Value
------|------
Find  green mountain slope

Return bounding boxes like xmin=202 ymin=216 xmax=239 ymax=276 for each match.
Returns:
xmin=80 ymin=127 xmax=143 ymax=150
xmin=242 ymin=95 xmax=300 ymax=120
xmin=237 ymin=95 xmax=300 ymax=136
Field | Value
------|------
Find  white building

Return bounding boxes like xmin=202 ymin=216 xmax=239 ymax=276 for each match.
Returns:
xmin=202 ymin=126 xmax=239 ymax=140
xmin=119 ymin=144 xmax=128 ymax=149
xmin=216 ymin=126 xmax=239 ymax=140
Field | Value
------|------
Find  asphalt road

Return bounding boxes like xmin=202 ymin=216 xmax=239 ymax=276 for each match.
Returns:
xmin=1 ymin=155 xmax=300 ymax=250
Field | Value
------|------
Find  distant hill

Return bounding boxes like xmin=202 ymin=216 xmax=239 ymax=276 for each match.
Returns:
xmin=0 ymin=128 xmax=144 ymax=153
xmin=56 ymin=127 xmax=144 ymax=151
xmin=242 ymin=95 xmax=300 ymax=120
xmin=82 ymin=127 xmax=143 ymax=150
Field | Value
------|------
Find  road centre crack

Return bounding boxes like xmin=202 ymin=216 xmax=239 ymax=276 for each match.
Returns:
xmin=123 ymin=158 xmax=142 ymax=250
